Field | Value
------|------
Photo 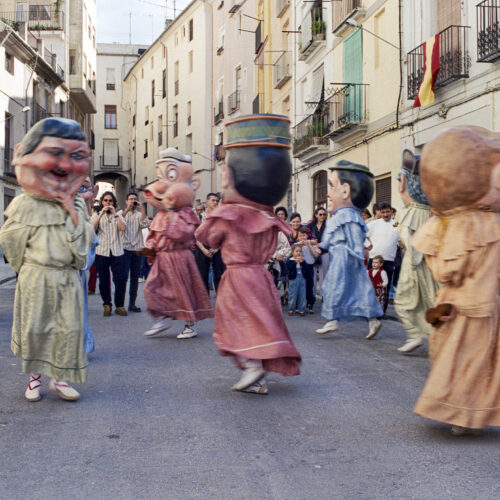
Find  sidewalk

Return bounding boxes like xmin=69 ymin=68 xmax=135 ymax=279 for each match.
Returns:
xmin=0 ymin=258 xmax=16 ymax=285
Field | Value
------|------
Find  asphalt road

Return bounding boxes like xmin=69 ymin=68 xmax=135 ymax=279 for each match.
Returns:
xmin=0 ymin=280 xmax=499 ymax=500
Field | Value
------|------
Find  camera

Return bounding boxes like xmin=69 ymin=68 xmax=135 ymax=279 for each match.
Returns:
xmin=133 ymin=201 xmax=138 ymax=206
xmin=106 ymin=208 xmax=112 ymax=214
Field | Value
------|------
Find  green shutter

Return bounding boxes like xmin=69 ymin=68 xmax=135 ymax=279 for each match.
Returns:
xmin=342 ymin=29 xmax=363 ymax=123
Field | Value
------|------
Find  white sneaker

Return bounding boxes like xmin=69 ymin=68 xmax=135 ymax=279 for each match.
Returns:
xmin=25 ymin=374 xmax=42 ymax=402
xmin=232 ymin=360 xmax=265 ymax=391
xmin=242 ymin=380 xmax=269 ymax=395
xmin=366 ymin=319 xmax=382 ymax=339
xmin=398 ymin=337 xmax=423 ymax=353
xmin=144 ymin=317 xmax=172 ymax=336
xmin=48 ymin=379 xmax=80 ymax=401
xmin=316 ymin=320 xmax=339 ymax=335
xmin=177 ymin=324 xmax=198 ymax=339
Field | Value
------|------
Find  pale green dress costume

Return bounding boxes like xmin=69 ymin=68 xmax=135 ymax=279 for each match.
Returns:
xmin=0 ymin=194 xmax=94 ymax=383
xmin=394 ymin=203 xmax=440 ymax=339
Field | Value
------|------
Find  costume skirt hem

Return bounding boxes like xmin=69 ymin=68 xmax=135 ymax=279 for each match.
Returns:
xmin=414 ymin=396 xmax=500 ymax=429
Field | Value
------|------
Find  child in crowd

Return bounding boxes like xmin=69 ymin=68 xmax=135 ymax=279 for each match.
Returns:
xmin=297 ymin=227 xmax=320 ymax=313
xmin=368 ymin=255 xmax=388 ymax=311
xmin=286 ymin=244 xmax=307 ymax=316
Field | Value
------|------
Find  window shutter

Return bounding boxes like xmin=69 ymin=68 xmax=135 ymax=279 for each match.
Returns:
xmin=343 ymin=29 xmax=363 ymax=120
xmin=375 ymin=177 xmax=392 ymax=206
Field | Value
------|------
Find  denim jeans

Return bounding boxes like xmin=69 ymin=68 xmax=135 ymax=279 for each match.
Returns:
xmin=94 ymin=253 xmax=127 ymax=307
xmin=122 ymin=249 xmax=142 ymax=307
xmin=288 ymin=269 xmax=306 ymax=314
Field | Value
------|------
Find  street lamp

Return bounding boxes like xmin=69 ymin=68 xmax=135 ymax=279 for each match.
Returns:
xmin=345 ymin=18 xmax=400 ymax=51
xmin=192 ymin=150 xmax=215 ymax=174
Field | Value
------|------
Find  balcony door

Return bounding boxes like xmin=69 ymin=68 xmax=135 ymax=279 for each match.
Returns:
xmin=437 ymin=0 xmax=461 ymax=32
xmin=343 ymin=28 xmax=363 ymax=123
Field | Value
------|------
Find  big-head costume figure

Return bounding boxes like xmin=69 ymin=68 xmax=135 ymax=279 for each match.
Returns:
xmin=394 ymin=151 xmax=439 ymax=354
xmin=195 ymin=114 xmax=301 ymax=395
xmin=411 ymin=126 xmax=500 ymax=435
xmin=0 ymin=118 xmax=94 ymax=402
xmin=142 ymin=148 xmax=213 ymax=338
xmin=316 ymin=160 xmax=383 ymax=339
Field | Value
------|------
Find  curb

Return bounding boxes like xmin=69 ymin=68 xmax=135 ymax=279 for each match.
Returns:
xmin=0 ymin=276 xmax=16 ymax=286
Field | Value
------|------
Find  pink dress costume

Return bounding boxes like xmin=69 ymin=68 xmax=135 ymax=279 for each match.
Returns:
xmin=195 ymin=200 xmax=301 ymax=376
xmin=144 ymin=207 xmax=213 ymax=322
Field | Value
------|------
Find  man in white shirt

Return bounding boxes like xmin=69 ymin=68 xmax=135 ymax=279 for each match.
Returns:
xmin=119 ymin=192 xmax=149 ymax=312
xmin=366 ymin=202 xmax=399 ymax=312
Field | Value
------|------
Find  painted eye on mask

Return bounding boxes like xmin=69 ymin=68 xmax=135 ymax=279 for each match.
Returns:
xmin=167 ymin=167 xmax=178 ymax=181
xmin=78 ymin=185 xmax=92 ymax=194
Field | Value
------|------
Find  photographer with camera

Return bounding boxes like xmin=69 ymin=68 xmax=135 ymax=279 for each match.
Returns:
xmin=91 ymin=191 xmax=127 ymax=316
xmin=118 ymin=192 xmax=149 ymax=312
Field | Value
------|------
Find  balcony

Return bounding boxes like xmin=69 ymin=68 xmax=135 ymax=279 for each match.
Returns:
xmin=325 ymin=83 xmax=367 ymax=140
xmin=293 ymin=111 xmax=331 ymax=162
xmin=228 ymin=90 xmax=240 ymax=115
xmin=299 ymin=5 xmax=326 ymax=61
xmin=277 ymin=0 xmax=290 ymax=18
xmin=407 ymin=25 xmax=471 ymax=100
xmin=214 ymin=101 xmax=224 ymax=125
xmin=273 ymin=51 xmax=291 ymax=89
xmin=31 ymin=103 xmax=49 ymax=125
xmin=100 ymin=156 xmax=123 ymax=169
xmin=69 ymin=71 xmax=97 ymax=113
xmin=2 ymin=147 xmax=14 ymax=176
xmin=0 ymin=6 xmax=64 ymax=32
xmin=477 ymin=0 xmax=500 ymax=62
xmin=332 ymin=0 xmax=364 ymax=35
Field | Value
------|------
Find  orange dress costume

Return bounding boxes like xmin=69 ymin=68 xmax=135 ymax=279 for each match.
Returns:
xmin=412 ymin=210 xmax=500 ymax=428
xmin=195 ymin=200 xmax=301 ymax=376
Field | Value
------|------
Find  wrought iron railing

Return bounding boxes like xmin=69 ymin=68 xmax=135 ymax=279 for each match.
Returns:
xmin=214 ymin=101 xmax=224 ymax=124
xmin=325 ymin=84 xmax=366 ymax=135
xmin=293 ymin=111 xmax=330 ymax=155
xmin=31 ymin=103 xmax=48 ymax=125
xmin=228 ymin=90 xmax=240 ymax=115
xmin=100 ymin=156 xmax=122 ymax=168
xmin=273 ymin=51 xmax=291 ymax=88
xmin=407 ymin=25 xmax=470 ymax=100
xmin=0 ymin=6 xmax=64 ymax=31
xmin=477 ymin=0 xmax=500 ymax=62
xmin=332 ymin=0 xmax=361 ymax=32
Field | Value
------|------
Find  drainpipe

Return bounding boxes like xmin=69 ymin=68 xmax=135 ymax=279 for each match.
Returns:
xmin=395 ymin=0 xmax=403 ymax=129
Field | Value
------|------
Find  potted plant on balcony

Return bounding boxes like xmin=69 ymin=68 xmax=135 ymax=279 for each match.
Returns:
xmin=312 ymin=19 xmax=326 ymax=40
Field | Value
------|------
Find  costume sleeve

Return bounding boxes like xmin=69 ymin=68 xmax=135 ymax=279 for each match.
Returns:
xmin=195 ymin=218 xmax=225 ymax=249
xmin=64 ymin=201 xmax=95 ymax=269
xmin=0 ymin=218 xmax=33 ymax=273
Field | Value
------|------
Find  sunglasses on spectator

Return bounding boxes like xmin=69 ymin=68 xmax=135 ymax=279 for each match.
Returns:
xmin=102 ymin=198 xmax=113 ymax=202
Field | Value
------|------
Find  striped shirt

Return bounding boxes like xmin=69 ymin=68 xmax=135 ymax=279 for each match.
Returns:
xmin=91 ymin=212 xmax=126 ymax=257
xmin=118 ymin=209 xmax=149 ymax=251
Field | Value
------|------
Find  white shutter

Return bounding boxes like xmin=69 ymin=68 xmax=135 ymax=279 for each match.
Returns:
xmin=103 ymin=140 xmax=119 ymax=166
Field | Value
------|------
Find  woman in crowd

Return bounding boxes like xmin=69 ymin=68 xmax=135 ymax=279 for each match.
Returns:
xmin=275 ymin=206 xmax=288 ymax=221
xmin=91 ymin=191 xmax=128 ymax=317
xmin=288 ymin=212 xmax=313 ymax=245
xmin=307 ymin=207 xmax=329 ymax=300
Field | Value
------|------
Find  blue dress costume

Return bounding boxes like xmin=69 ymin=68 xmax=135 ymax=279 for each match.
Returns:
xmin=321 ymin=207 xmax=382 ymax=321
xmin=79 ymin=234 xmax=99 ymax=354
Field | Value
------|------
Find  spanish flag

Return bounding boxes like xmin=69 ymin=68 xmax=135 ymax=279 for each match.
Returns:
xmin=413 ymin=34 xmax=440 ymax=108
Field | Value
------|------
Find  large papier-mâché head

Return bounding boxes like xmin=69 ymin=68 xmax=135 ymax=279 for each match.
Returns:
xmin=144 ymin=148 xmax=200 ymax=211
xmin=13 ymin=118 xmax=89 ymax=199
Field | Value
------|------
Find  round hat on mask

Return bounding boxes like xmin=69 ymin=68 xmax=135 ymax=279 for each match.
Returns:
xmin=224 ymin=114 xmax=292 ymax=205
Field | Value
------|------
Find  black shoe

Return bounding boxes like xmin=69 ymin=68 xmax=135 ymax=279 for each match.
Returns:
xmin=128 ymin=305 xmax=142 ymax=312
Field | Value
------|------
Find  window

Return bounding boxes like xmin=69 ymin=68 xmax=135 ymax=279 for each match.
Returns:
xmin=5 ymin=52 xmax=14 ymax=75
xmin=151 ymin=56 xmax=154 ymax=69
xmin=189 ymin=18 xmax=193 ymax=41
xmin=313 ymin=171 xmax=327 ymax=209
xmin=162 ymin=44 xmax=166 ymax=58
xmin=141 ymin=68 xmax=144 ymax=79
xmin=93 ymin=28 xmax=96 ymax=49
xmin=144 ymin=139 xmax=148 ymax=158
xmin=103 ymin=140 xmax=119 ymax=166
xmin=106 ymin=68 xmax=115 ymax=90
xmin=189 ymin=50 xmax=193 ymax=73
xmin=162 ymin=69 xmax=166 ymax=97
xmin=173 ymin=105 xmax=178 ymax=137
xmin=4 ymin=113 xmax=13 ymax=175
xmin=88 ymin=18 xmax=91 ymax=38
xmin=158 ymin=115 xmax=163 ymax=146
xmin=69 ymin=50 xmax=76 ymax=75
xmin=150 ymin=122 xmax=154 ymax=141
xmin=29 ymin=4 xmax=50 ymax=20
xmin=132 ymin=114 xmax=136 ymax=127
xmin=104 ymin=105 xmax=117 ymax=129
xmin=375 ymin=176 xmax=391 ymax=206
xmin=437 ymin=0 xmax=461 ymax=32
xmin=145 ymin=106 xmax=149 ymax=125
xmin=151 ymin=79 xmax=155 ymax=107
xmin=83 ymin=55 xmax=87 ymax=78
xmin=174 ymin=61 xmax=179 ymax=96
xmin=187 ymin=101 xmax=191 ymax=126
